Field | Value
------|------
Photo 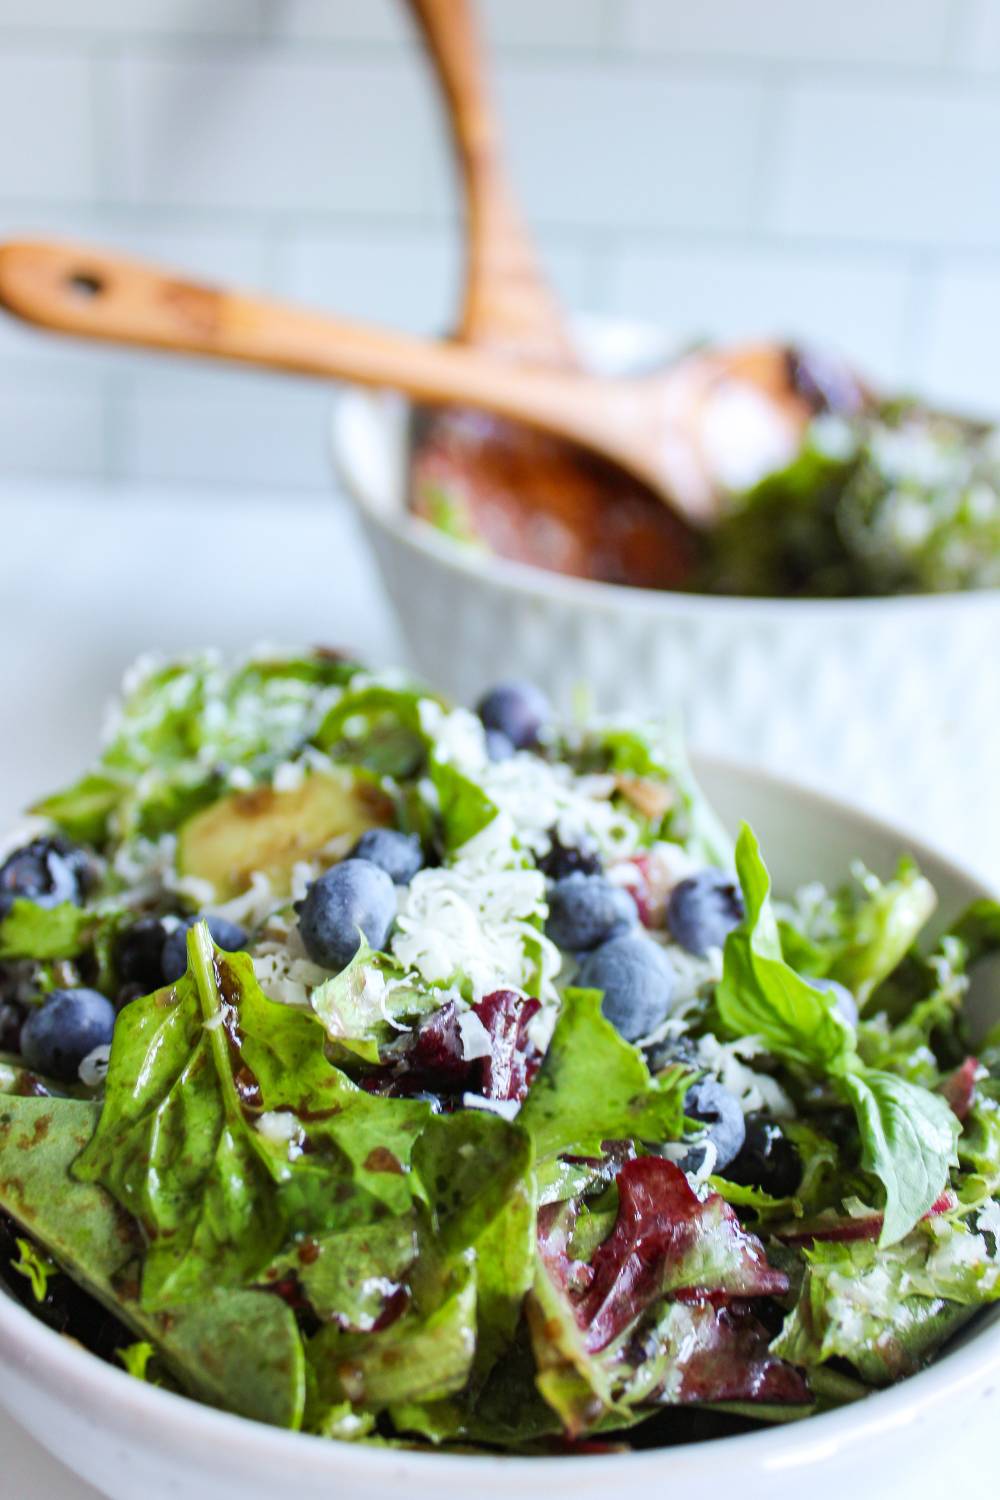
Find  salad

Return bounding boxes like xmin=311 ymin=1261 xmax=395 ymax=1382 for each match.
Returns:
xmin=412 ymin=397 xmax=1000 ymax=598
xmin=1 ymin=649 xmax=999 ymax=1453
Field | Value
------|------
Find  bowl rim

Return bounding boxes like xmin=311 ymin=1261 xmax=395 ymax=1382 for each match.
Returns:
xmin=2 ymin=755 xmax=999 ymax=1489
xmin=331 ymin=386 xmax=1000 ymax=621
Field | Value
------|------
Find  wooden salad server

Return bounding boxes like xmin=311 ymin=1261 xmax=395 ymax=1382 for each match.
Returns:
xmin=0 ymin=237 xmax=819 ymax=531
xmin=405 ymin=0 xmax=574 ymax=366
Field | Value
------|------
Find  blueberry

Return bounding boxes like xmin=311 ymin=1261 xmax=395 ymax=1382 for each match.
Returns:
xmin=296 ymin=859 xmax=396 ymax=971
xmin=679 ymin=1079 xmax=746 ymax=1175
xmin=666 ymin=870 xmax=744 ymax=957
xmin=116 ymin=917 xmax=169 ymax=991
xmin=0 ymin=998 xmax=25 ymax=1053
xmin=575 ymin=933 xmax=675 ymax=1043
xmin=161 ymin=915 xmax=248 ymax=984
xmin=0 ymin=837 xmax=92 ymax=918
xmin=808 ymin=975 xmax=858 ymax=1028
xmin=475 ymin=680 xmax=550 ymax=751
xmin=726 ymin=1114 xmax=802 ymax=1198
xmin=348 ymin=829 xmax=423 ymax=886
xmin=546 ymin=872 xmax=636 ymax=953
xmin=485 ymin=729 xmax=515 ymax=763
xmin=20 ymin=987 xmax=115 ymax=1083
xmin=537 ymin=833 xmax=602 ymax=881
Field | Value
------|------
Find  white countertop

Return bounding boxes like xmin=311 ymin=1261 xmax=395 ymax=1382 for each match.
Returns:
xmin=1 ymin=475 xmax=998 ymax=1495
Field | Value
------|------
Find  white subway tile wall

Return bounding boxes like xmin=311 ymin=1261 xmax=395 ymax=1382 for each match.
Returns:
xmin=0 ymin=0 xmax=995 ymax=487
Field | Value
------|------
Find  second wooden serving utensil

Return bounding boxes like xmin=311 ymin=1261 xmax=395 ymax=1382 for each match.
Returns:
xmin=0 ymin=237 xmax=818 ymax=532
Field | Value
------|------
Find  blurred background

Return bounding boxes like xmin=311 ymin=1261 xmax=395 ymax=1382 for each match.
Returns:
xmin=1 ymin=0 xmax=999 ymax=489
xmin=3 ymin=0 xmax=1000 ymax=873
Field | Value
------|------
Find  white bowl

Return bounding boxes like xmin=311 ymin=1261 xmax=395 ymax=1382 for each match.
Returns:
xmin=1 ymin=759 xmax=998 ymax=1500
xmin=331 ymin=318 xmax=1000 ymax=880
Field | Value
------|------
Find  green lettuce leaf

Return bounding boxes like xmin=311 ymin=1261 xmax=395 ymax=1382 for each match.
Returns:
xmin=518 ymin=989 xmax=688 ymax=1160
xmin=309 ymin=943 xmax=435 ymax=1065
xmin=772 ymin=1215 xmax=996 ymax=1385
xmin=0 ymin=899 xmax=96 ymax=961
xmin=30 ymin=772 xmax=128 ymax=845
xmin=826 ymin=860 xmax=937 ymax=1006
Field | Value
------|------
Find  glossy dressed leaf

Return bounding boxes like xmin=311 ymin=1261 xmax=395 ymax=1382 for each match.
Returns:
xmin=0 ymin=1094 xmax=305 ymax=1427
xmin=414 ymin=1110 xmax=536 ymax=1382
xmin=309 ymin=1255 xmax=477 ymax=1413
xmin=518 ymin=988 xmax=688 ymax=1160
xmin=75 ymin=925 xmax=430 ymax=1305
xmin=267 ymin=1217 xmax=418 ymax=1329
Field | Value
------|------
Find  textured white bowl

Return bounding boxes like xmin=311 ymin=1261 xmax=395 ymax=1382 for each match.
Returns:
xmin=1 ymin=759 xmax=999 ymax=1500
xmin=331 ymin=320 xmax=1000 ymax=879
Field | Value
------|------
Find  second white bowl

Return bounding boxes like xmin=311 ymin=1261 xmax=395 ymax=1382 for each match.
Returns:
xmin=331 ymin=317 xmax=1000 ymax=878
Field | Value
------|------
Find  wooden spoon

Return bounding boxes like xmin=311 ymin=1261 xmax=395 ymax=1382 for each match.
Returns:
xmin=0 ymin=238 xmax=818 ymax=531
xmin=402 ymin=0 xmax=835 ymax=585
xmin=405 ymin=0 xmax=574 ymax=366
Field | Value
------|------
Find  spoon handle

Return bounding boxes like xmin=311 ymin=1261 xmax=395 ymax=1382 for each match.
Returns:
xmin=0 ymin=237 xmax=612 ymax=443
xmin=405 ymin=0 xmax=573 ymax=363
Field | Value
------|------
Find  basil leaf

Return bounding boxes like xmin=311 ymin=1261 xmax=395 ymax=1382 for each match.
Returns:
xmin=841 ymin=1069 xmax=959 ymax=1245
xmin=717 ymin=825 xmax=858 ymax=1074
xmin=518 ymin=989 xmax=688 ymax=1160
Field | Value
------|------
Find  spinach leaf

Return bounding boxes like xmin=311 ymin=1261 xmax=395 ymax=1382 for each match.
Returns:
xmin=518 ymin=989 xmax=688 ymax=1160
xmin=76 ymin=923 xmax=430 ymax=1305
xmin=0 ymin=1094 xmax=305 ymax=1427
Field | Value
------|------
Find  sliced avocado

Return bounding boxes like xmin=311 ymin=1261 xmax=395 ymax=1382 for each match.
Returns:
xmin=176 ymin=769 xmax=393 ymax=901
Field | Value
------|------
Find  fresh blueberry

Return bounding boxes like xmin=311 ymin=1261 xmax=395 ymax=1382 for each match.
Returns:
xmin=485 ymin=729 xmax=515 ymax=763
xmin=116 ymin=917 xmax=169 ymax=991
xmin=575 ymin=933 xmax=675 ymax=1043
xmin=475 ymin=680 xmax=550 ymax=751
xmin=546 ymin=872 xmax=637 ymax=953
xmin=348 ymin=829 xmax=423 ymax=886
xmin=296 ymin=859 xmax=396 ymax=971
xmin=537 ymin=833 xmax=603 ymax=881
xmin=161 ymin=915 xmax=249 ymax=984
xmin=666 ymin=870 xmax=745 ymax=956
xmin=726 ymin=1114 xmax=802 ymax=1198
xmin=0 ymin=836 xmax=92 ymax=918
xmin=679 ymin=1079 xmax=746 ymax=1175
xmin=807 ymin=975 xmax=858 ymax=1028
xmin=20 ymin=987 xmax=115 ymax=1083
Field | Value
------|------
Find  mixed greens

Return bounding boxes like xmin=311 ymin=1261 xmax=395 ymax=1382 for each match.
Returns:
xmin=699 ymin=402 xmax=1000 ymax=597
xmin=1 ymin=649 xmax=999 ymax=1453
xmin=413 ymin=398 xmax=1000 ymax=598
